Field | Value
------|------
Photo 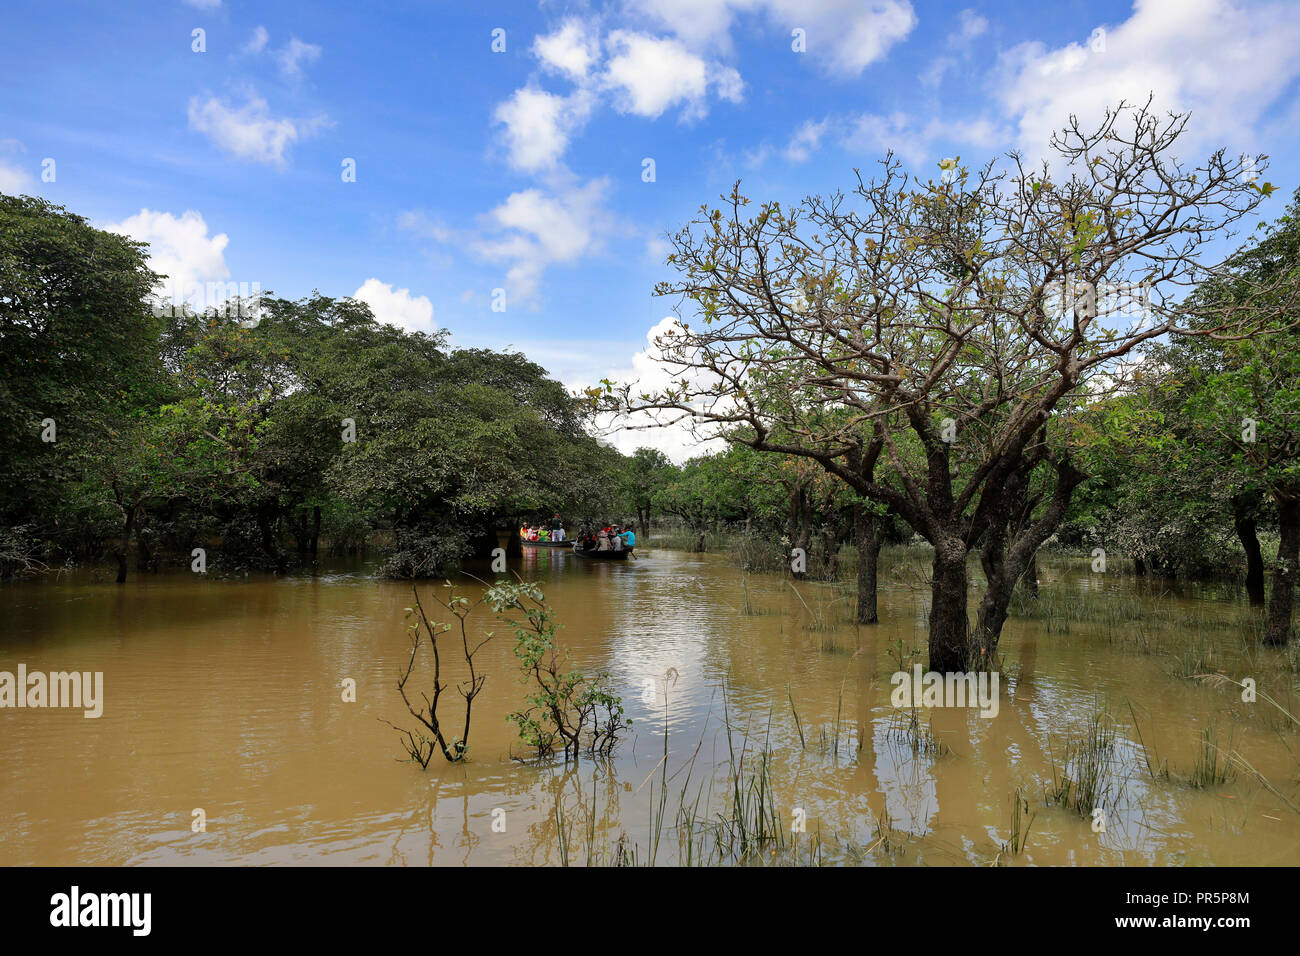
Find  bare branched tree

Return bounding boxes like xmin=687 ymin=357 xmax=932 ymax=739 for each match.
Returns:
xmin=611 ymin=100 xmax=1296 ymax=671
xmin=385 ymin=584 xmax=494 ymax=766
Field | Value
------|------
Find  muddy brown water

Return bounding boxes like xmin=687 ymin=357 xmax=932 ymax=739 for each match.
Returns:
xmin=2 ymin=545 xmax=1298 ymax=865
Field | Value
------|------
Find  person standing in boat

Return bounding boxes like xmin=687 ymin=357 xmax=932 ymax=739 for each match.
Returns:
xmin=551 ymin=513 xmax=565 ymax=542
xmin=621 ymin=525 xmax=635 ymax=550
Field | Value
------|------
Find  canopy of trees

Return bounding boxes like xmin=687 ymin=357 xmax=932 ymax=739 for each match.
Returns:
xmin=0 ymin=194 xmax=622 ymax=580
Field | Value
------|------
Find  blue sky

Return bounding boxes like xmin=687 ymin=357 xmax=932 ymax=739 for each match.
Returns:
xmin=3 ymin=0 xmax=1299 ymax=456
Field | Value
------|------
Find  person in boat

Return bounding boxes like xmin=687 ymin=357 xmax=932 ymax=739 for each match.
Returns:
xmin=539 ymin=527 xmax=550 ymax=541
xmin=621 ymin=525 xmax=635 ymax=549
xmin=611 ymin=525 xmax=623 ymax=551
xmin=597 ymin=527 xmax=610 ymax=550
xmin=519 ymin=523 xmax=527 ymax=540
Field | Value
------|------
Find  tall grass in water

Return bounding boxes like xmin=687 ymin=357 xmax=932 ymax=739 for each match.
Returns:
xmin=885 ymin=705 xmax=950 ymax=759
xmin=1009 ymin=586 xmax=1149 ymax=636
xmin=995 ymin=788 xmax=1036 ymax=863
xmin=1187 ymin=724 xmax=1235 ymax=788
xmin=738 ymin=575 xmax=776 ymax=616
xmin=1168 ymin=633 xmax=1221 ymax=679
xmin=1047 ymin=711 xmax=1117 ymax=816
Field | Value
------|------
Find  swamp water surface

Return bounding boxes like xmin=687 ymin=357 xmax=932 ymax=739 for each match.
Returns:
xmin=2 ymin=546 xmax=1298 ymax=866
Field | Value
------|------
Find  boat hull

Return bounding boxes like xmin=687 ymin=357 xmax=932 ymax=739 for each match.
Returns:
xmin=519 ymin=537 xmax=571 ymax=548
xmin=572 ymin=547 xmax=633 ymax=560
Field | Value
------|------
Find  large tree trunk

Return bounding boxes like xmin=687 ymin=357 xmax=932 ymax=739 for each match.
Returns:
xmin=1232 ymin=492 xmax=1266 ymax=606
xmin=928 ymin=540 xmax=970 ymax=671
xmin=972 ymin=451 xmax=1083 ymax=664
xmin=853 ymin=503 xmax=883 ymax=624
xmin=637 ymin=506 xmax=650 ymax=540
xmin=1264 ymin=497 xmax=1299 ymax=646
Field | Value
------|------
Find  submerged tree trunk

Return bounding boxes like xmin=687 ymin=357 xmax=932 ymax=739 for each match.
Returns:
xmin=1232 ymin=492 xmax=1266 ymax=606
xmin=1264 ymin=497 xmax=1299 ymax=646
xmin=928 ymin=540 xmax=970 ymax=672
xmin=853 ymin=503 xmax=883 ymax=624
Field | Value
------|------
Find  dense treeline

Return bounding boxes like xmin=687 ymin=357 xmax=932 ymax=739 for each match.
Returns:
xmin=0 ymin=193 xmax=623 ymax=580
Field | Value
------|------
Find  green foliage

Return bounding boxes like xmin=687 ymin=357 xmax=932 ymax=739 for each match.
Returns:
xmin=487 ymin=582 xmax=629 ymax=761
xmin=0 ymin=193 xmax=623 ymax=577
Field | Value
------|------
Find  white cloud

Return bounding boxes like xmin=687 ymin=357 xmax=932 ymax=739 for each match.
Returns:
xmin=996 ymin=0 xmax=1300 ymax=158
xmin=0 ymin=140 xmax=34 ymax=194
xmin=954 ymin=8 xmax=988 ymax=43
xmin=785 ymin=117 xmax=832 ymax=162
xmin=631 ymin=0 xmax=916 ymax=77
xmin=591 ymin=316 xmax=726 ymax=462
xmin=187 ymin=90 xmax=325 ymax=168
xmin=474 ymin=178 xmax=612 ymax=303
xmin=104 ymin=209 xmax=230 ymax=305
xmin=243 ymin=26 xmax=269 ymax=54
xmin=352 ymin=278 xmax=436 ymax=334
xmin=534 ymin=19 xmax=601 ymax=81
xmin=493 ymin=86 xmax=595 ymax=172
xmin=844 ymin=111 xmax=1007 ymax=166
xmin=277 ymin=37 xmax=322 ymax=79
xmin=0 ymin=163 xmax=32 ymax=194
xmin=645 ymin=236 xmax=672 ymax=263
xmin=603 ymin=31 xmax=740 ymax=120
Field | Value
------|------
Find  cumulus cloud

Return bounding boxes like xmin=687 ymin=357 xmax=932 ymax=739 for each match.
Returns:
xmin=352 ymin=278 xmax=437 ymax=334
xmin=631 ymin=0 xmax=917 ymax=77
xmin=0 ymin=140 xmax=34 ymax=194
xmin=534 ymin=19 xmax=601 ymax=80
xmin=474 ymin=178 xmax=613 ymax=304
xmin=995 ymin=0 xmax=1300 ymax=158
xmin=188 ymin=89 xmax=326 ymax=168
xmin=104 ymin=208 xmax=231 ymax=305
xmin=603 ymin=31 xmax=742 ymax=119
xmin=493 ymin=86 xmax=595 ymax=172
xmin=592 ymin=316 xmax=726 ymax=462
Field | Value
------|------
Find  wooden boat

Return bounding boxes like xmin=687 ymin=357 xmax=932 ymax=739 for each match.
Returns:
xmin=572 ymin=543 xmax=634 ymax=560
xmin=519 ymin=535 xmax=571 ymax=548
